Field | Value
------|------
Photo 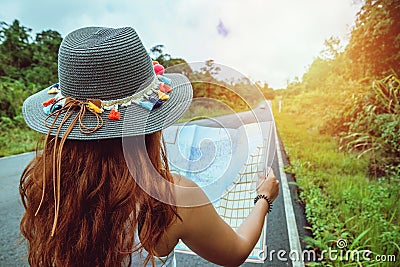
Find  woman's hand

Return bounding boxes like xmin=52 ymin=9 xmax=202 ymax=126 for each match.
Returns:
xmin=256 ymin=168 xmax=279 ymax=202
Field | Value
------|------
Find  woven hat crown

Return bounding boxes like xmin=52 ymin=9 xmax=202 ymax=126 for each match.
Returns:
xmin=58 ymin=27 xmax=154 ymax=101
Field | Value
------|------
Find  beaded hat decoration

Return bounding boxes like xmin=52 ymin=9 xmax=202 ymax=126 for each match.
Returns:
xmin=42 ymin=70 xmax=173 ymax=117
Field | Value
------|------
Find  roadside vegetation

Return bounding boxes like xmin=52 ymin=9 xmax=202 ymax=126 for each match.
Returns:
xmin=274 ymin=0 xmax=399 ymax=265
xmin=0 ymin=20 xmax=60 ymax=156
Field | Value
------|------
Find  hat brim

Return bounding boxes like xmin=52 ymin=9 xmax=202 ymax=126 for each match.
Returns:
xmin=22 ymin=73 xmax=193 ymax=140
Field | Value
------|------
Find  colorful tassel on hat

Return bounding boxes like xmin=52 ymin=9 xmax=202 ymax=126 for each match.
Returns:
xmin=157 ymin=75 xmax=172 ymax=86
xmin=139 ymin=101 xmax=154 ymax=110
xmin=153 ymin=99 xmax=163 ymax=109
xmin=42 ymin=97 xmax=55 ymax=107
xmin=87 ymin=99 xmax=102 ymax=108
xmin=157 ymin=90 xmax=169 ymax=101
xmin=43 ymin=105 xmax=52 ymax=115
xmin=43 ymin=104 xmax=63 ymax=115
xmin=87 ymin=101 xmax=103 ymax=114
xmin=148 ymin=97 xmax=163 ymax=109
xmin=108 ymin=105 xmax=120 ymax=120
xmin=51 ymin=104 xmax=63 ymax=113
xmin=48 ymin=87 xmax=59 ymax=94
xmin=154 ymin=63 xmax=165 ymax=75
xmin=149 ymin=97 xmax=158 ymax=104
xmin=47 ymin=83 xmax=60 ymax=94
xmin=148 ymin=97 xmax=164 ymax=109
xmin=159 ymin=83 xmax=172 ymax=93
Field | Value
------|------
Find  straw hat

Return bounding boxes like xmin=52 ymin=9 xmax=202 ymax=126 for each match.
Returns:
xmin=22 ymin=26 xmax=193 ymax=139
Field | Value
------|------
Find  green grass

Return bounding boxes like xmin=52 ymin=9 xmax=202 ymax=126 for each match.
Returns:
xmin=0 ymin=120 xmax=39 ymax=157
xmin=273 ymin=98 xmax=399 ymax=266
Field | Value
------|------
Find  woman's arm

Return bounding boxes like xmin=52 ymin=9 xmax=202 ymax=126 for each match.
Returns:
xmin=175 ymin=170 xmax=279 ymax=266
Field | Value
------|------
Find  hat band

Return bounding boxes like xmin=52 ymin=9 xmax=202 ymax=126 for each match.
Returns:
xmin=42 ymin=74 xmax=173 ymax=121
xmin=100 ymin=75 xmax=170 ymax=110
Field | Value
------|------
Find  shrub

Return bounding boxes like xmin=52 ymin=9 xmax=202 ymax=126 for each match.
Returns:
xmin=341 ymin=74 xmax=400 ymax=178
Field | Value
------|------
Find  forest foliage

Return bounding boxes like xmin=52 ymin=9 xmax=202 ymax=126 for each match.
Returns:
xmin=279 ymin=0 xmax=399 ymax=179
xmin=0 ymin=20 xmax=62 ymax=155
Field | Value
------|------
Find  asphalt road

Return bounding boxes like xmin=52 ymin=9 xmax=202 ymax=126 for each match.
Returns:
xmin=0 ymin=152 xmax=32 ymax=266
xmin=0 ymin=103 xmax=310 ymax=266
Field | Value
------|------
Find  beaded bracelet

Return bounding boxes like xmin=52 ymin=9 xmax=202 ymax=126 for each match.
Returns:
xmin=254 ymin=194 xmax=273 ymax=213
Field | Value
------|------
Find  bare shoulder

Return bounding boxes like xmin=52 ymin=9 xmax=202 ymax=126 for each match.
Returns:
xmin=169 ymin=173 xmax=215 ymax=239
xmin=172 ymin=173 xmax=198 ymax=188
xmin=170 ymin=173 xmax=211 ymax=208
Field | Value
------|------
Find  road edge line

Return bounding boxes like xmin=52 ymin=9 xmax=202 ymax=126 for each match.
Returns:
xmin=274 ymin=127 xmax=305 ymax=267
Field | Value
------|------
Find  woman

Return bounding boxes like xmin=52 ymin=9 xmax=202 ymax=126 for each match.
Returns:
xmin=20 ymin=26 xmax=279 ymax=266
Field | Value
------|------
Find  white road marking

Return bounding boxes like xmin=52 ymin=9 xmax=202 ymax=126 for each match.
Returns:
xmin=274 ymin=128 xmax=305 ymax=267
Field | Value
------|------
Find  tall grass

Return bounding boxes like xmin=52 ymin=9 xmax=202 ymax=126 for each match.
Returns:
xmin=273 ymin=95 xmax=399 ymax=266
xmin=0 ymin=117 xmax=39 ymax=156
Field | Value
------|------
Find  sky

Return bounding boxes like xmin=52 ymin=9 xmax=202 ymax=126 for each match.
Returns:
xmin=0 ymin=0 xmax=362 ymax=89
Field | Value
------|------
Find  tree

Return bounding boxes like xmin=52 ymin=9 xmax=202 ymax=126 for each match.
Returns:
xmin=26 ymin=30 xmax=62 ymax=85
xmin=200 ymin=59 xmax=221 ymax=78
xmin=260 ymin=83 xmax=275 ymax=100
xmin=0 ymin=20 xmax=63 ymax=86
xmin=320 ymin=37 xmax=343 ymax=60
xmin=149 ymin=44 xmax=171 ymax=66
xmin=0 ymin=20 xmax=33 ymax=78
xmin=345 ymin=0 xmax=400 ymax=80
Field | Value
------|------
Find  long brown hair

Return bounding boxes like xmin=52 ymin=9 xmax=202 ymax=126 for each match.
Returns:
xmin=20 ymin=131 xmax=179 ymax=266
